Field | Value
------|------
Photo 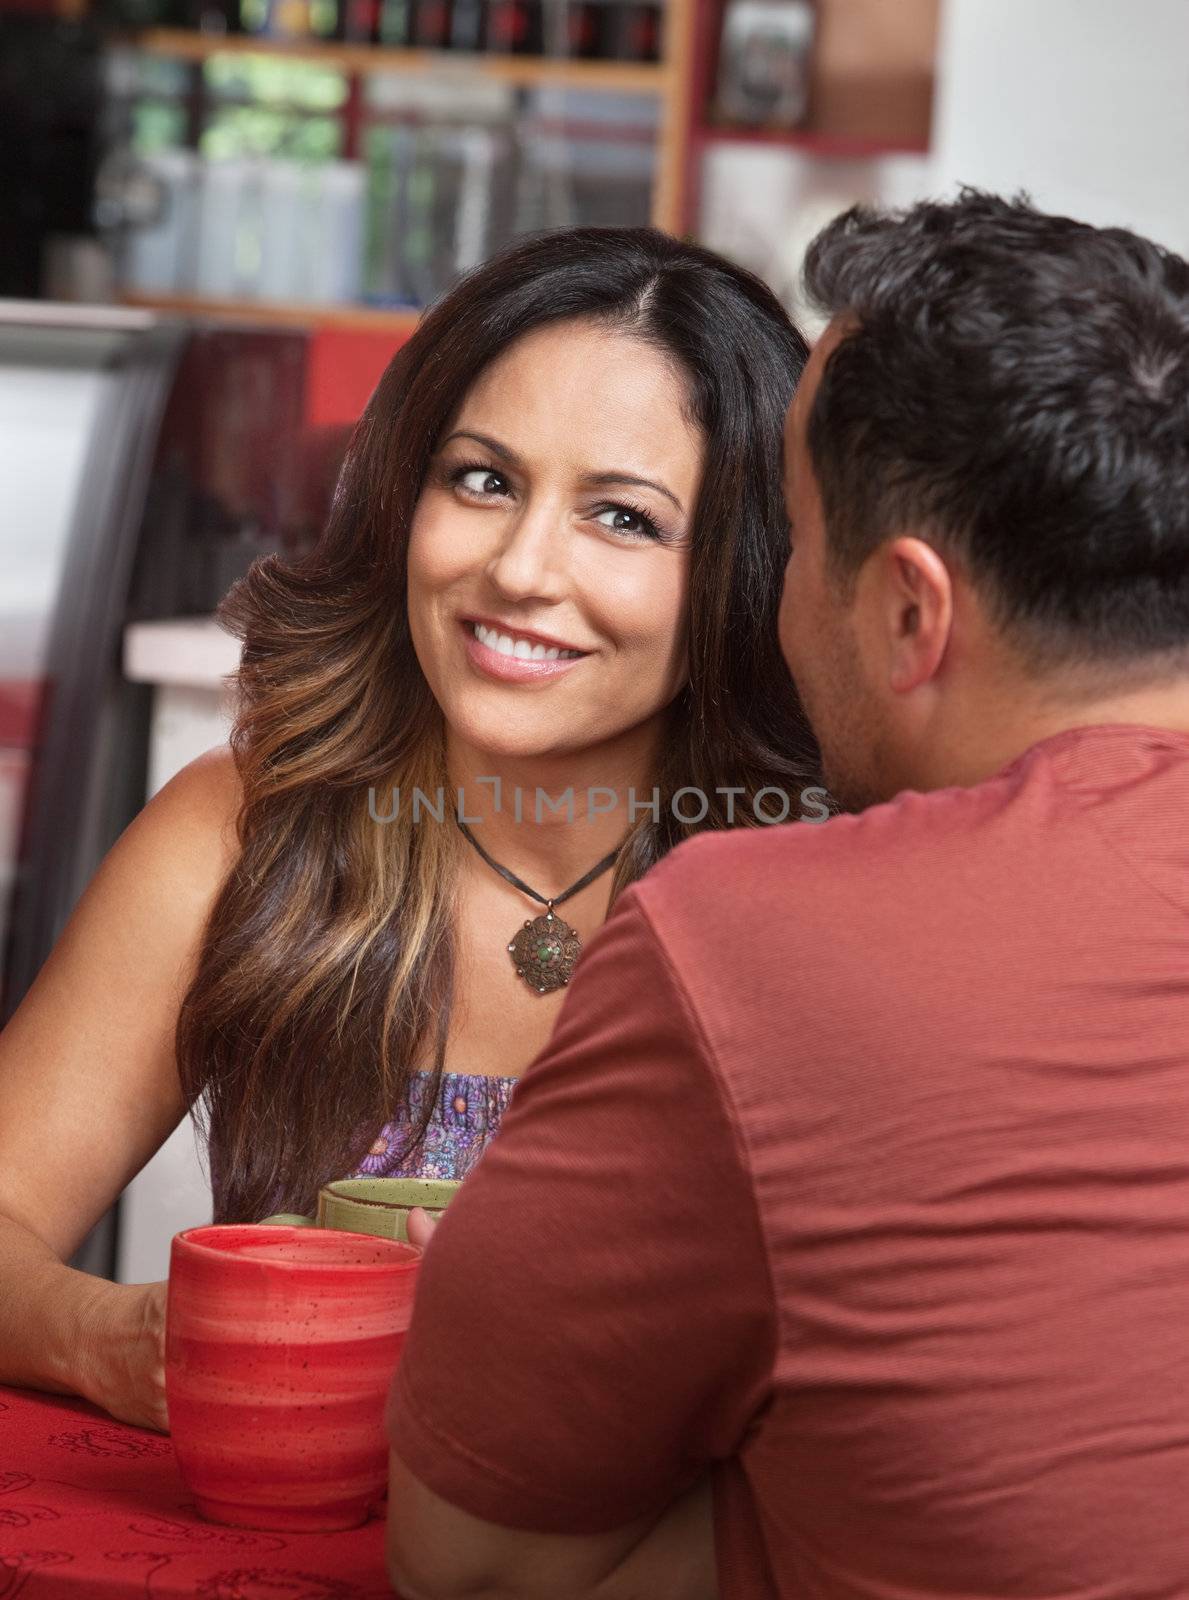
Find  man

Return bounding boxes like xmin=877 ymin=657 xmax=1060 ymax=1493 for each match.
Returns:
xmin=384 ymin=192 xmax=1189 ymax=1599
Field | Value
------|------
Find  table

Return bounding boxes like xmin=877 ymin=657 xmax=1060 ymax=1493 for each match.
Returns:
xmin=0 ymin=1385 xmax=393 ymax=1599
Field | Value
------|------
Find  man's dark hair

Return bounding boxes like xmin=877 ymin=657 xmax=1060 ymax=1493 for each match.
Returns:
xmin=802 ymin=189 xmax=1189 ymax=665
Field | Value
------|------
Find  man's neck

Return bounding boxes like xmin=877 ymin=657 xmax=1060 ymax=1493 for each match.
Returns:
xmin=914 ymin=675 xmax=1189 ymax=793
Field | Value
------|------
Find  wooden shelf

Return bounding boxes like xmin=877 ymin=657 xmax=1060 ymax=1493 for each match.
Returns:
xmin=693 ymin=123 xmax=929 ymax=158
xmin=122 ymin=291 xmax=423 ymax=333
xmin=132 ymin=28 xmax=671 ymax=94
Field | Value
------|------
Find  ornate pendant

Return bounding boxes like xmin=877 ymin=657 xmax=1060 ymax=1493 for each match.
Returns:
xmin=507 ymin=907 xmax=582 ymax=994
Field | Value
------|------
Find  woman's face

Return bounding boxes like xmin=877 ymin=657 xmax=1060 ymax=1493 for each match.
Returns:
xmin=407 ymin=319 xmax=704 ymax=764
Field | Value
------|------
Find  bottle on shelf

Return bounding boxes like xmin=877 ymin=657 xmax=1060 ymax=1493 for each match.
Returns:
xmin=194 ymin=157 xmax=257 ymax=298
xmin=374 ymin=0 xmax=413 ymax=45
xmin=364 ymin=115 xmax=418 ymax=304
xmin=308 ymin=0 xmax=339 ymax=35
xmin=239 ymin=0 xmax=316 ymax=35
xmin=447 ymin=0 xmax=484 ymax=52
xmin=308 ymin=160 xmax=367 ymax=301
xmin=337 ymin=0 xmax=384 ymax=42
xmin=484 ymin=0 xmax=543 ymax=56
xmin=187 ymin=0 xmax=243 ymax=34
xmin=598 ymin=0 xmax=661 ymax=62
xmin=550 ymin=0 xmax=600 ymax=59
xmin=256 ymin=160 xmax=305 ymax=299
xmin=247 ymin=0 xmax=335 ymax=34
xmin=411 ymin=0 xmax=453 ymax=50
xmin=269 ymin=0 xmax=312 ymax=34
xmin=120 ymin=147 xmax=202 ymax=294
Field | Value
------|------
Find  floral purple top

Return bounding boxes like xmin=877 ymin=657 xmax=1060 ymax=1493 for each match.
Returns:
xmin=352 ymin=1070 xmax=518 ymax=1182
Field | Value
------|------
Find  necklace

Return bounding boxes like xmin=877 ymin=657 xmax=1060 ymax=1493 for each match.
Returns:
xmin=456 ymin=818 xmax=623 ymax=995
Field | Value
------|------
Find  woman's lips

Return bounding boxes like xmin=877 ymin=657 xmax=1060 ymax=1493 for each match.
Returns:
xmin=460 ymin=620 xmax=588 ymax=684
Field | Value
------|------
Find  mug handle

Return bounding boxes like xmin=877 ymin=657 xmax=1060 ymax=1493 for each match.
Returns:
xmin=258 ymin=1212 xmax=316 ymax=1227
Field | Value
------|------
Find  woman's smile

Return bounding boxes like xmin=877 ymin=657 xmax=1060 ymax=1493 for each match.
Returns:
xmin=460 ymin=617 xmax=590 ymax=684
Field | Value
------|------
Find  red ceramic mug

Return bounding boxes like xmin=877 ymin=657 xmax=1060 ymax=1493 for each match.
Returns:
xmin=166 ymin=1224 xmax=421 ymax=1532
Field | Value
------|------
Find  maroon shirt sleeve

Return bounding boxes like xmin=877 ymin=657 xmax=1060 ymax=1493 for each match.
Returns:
xmin=386 ymin=882 xmax=776 ymax=1535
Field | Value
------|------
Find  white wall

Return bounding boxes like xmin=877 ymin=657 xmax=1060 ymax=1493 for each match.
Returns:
xmin=700 ymin=145 xmax=935 ymax=333
xmin=115 ymin=623 xmax=239 ymax=1284
xmin=699 ymin=0 xmax=1189 ymax=315
xmin=931 ymin=0 xmax=1189 ymax=256
xmin=0 ymin=353 xmax=111 ymax=677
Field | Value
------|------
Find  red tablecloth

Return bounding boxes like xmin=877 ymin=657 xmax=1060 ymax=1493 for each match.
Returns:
xmin=0 ymin=1385 xmax=394 ymax=1599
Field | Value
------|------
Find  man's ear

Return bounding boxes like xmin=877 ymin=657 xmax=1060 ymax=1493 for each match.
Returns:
xmin=860 ymin=536 xmax=954 ymax=694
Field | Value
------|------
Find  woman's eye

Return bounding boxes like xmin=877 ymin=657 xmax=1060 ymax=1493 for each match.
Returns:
xmin=593 ymin=505 xmax=661 ymax=541
xmin=456 ymin=467 xmax=509 ymax=497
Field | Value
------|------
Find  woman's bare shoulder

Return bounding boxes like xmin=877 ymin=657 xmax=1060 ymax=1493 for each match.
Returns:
xmin=133 ymin=745 xmax=244 ymax=885
xmin=155 ymin=742 xmax=242 ymax=823
xmin=55 ymin=744 xmax=247 ymax=964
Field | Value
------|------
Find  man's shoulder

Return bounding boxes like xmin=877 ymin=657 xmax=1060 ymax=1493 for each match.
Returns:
xmin=609 ymin=776 xmax=1033 ymax=1091
xmin=636 ymin=778 xmax=1000 ymax=922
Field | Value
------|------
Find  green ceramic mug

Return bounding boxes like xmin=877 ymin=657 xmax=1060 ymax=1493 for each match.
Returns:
xmin=262 ymin=1177 xmax=459 ymax=1244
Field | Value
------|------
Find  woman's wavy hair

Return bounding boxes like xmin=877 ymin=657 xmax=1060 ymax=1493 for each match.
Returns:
xmin=178 ymin=225 xmax=819 ymax=1222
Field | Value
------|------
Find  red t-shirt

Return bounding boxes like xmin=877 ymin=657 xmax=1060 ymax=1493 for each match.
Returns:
xmin=388 ymin=724 xmax=1189 ymax=1598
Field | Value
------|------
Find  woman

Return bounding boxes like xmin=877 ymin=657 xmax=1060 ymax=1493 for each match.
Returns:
xmin=0 ymin=226 xmax=817 ymax=1432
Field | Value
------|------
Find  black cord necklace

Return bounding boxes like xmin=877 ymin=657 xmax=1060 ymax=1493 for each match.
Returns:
xmin=456 ymin=818 xmax=623 ymax=994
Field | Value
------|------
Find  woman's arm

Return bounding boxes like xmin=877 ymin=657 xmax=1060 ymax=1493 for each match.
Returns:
xmin=0 ymin=746 xmax=242 ymax=1429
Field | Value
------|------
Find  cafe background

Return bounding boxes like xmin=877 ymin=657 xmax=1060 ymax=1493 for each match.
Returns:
xmin=1 ymin=0 xmax=1187 ymax=1284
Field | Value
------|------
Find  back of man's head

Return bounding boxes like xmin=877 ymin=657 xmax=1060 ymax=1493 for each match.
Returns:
xmin=803 ymin=189 xmax=1189 ymax=671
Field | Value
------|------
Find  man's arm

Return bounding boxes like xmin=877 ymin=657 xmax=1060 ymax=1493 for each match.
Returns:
xmin=387 ymin=1450 xmax=714 ymax=1600
xmin=384 ymin=881 xmax=775 ymax=1600
xmin=392 ymin=1209 xmax=716 ymax=1600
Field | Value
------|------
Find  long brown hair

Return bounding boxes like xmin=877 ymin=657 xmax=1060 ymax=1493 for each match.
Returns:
xmin=178 ymin=226 xmax=819 ymax=1222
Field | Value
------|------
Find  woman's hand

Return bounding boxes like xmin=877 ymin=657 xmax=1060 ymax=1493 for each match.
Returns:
xmin=76 ymin=1278 xmax=169 ymax=1433
xmin=406 ymin=1207 xmax=441 ymax=1251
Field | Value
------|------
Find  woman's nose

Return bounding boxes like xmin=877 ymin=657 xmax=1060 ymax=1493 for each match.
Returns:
xmin=485 ymin=500 xmax=568 ymax=602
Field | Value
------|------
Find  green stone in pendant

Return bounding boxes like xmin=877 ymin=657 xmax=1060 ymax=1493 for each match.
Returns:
xmin=508 ymin=910 xmax=582 ymax=995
